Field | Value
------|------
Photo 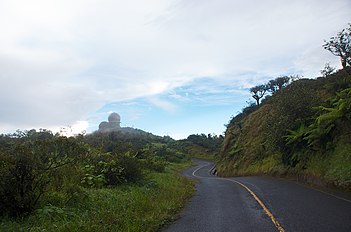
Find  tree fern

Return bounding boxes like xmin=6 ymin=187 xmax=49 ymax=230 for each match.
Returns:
xmin=285 ymin=124 xmax=308 ymax=145
xmin=286 ymin=88 xmax=351 ymax=149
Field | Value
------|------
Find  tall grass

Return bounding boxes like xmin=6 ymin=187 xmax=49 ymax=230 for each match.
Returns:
xmin=0 ymin=162 xmax=194 ymax=232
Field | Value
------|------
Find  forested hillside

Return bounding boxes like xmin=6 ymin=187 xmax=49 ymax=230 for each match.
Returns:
xmin=217 ymin=67 xmax=351 ymax=190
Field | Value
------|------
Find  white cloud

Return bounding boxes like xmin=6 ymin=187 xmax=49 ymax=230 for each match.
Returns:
xmin=55 ymin=120 xmax=89 ymax=137
xmin=147 ymin=97 xmax=177 ymax=112
xmin=71 ymin=120 xmax=89 ymax=134
xmin=0 ymin=0 xmax=350 ymax=133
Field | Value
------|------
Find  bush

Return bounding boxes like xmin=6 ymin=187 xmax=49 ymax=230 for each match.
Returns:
xmin=142 ymin=156 xmax=167 ymax=172
xmin=0 ymin=137 xmax=89 ymax=217
xmin=81 ymin=153 xmax=125 ymax=188
xmin=0 ymin=146 xmax=40 ymax=217
xmin=118 ymin=152 xmax=144 ymax=182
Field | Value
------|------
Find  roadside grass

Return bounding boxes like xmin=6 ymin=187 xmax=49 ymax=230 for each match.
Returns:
xmin=217 ymin=155 xmax=287 ymax=177
xmin=190 ymin=153 xmax=216 ymax=161
xmin=238 ymin=155 xmax=286 ymax=176
xmin=306 ymin=140 xmax=351 ymax=190
xmin=0 ymin=162 xmax=195 ymax=232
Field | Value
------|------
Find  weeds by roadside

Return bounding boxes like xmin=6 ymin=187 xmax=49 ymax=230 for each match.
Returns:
xmin=0 ymin=162 xmax=195 ymax=232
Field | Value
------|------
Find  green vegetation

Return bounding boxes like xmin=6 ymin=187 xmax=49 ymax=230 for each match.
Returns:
xmin=218 ymin=68 xmax=351 ymax=190
xmin=1 ymin=162 xmax=194 ymax=231
xmin=218 ymin=24 xmax=351 ymax=190
xmin=249 ymin=75 xmax=300 ymax=106
xmin=2 ymin=23 xmax=348 ymax=231
xmin=174 ymin=134 xmax=224 ymax=161
xmin=0 ymin=128 xmax=197 ymax=231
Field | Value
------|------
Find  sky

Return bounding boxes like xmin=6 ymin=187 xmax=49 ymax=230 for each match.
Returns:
xmin=1 ymin=0 xmax=350 ymax=139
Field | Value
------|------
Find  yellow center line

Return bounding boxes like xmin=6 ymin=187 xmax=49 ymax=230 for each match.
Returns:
xmin=192 ymin=165 xmax=285 ymax=232
xmin=226 ymin=179 xmax=285 ymax=232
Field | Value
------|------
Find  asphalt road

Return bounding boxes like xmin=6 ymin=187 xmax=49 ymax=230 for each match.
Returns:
xmin=163 ymin=159 xmax=351 ymax=232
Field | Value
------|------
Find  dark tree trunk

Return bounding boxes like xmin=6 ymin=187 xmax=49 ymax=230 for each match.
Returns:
xmin=341 ymin=57 xmax=347 ymax=69
xmin=255 ymin=98 xmax=260 ymax=106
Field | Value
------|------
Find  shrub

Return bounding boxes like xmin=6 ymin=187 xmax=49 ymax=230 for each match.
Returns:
xmin=0 ymin=145 xmax=40 ymax=217
xmin=0 ymin=137 xmax=89 ymax=217
xmin=118 ymin=152 xmax=144 ymax=182
xmin=81 ymin=153 xmax=125 ymax=188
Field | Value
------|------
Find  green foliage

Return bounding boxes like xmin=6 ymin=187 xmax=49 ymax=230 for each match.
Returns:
xmin=248 ymin=75 xmax=294 ymax=107
xmin=142 ymin=143 xmax=185 ymax=164
xmin=80 ymin=150 xmax=144 ymax=186
xmin=0 ymin=162 xmax=195 ymax=232
xmin=0 ymin=115 xmax=199 ymax=230
xmin=0 ymin=137 xmax=89 ymax=217
xmin=0 ymin=146 xmax=40 ymax=217
xmin=266 ymin=79 xmax=322 ymax=153
xmin=0 ymin=124 xmax=191 ymax=218
xmin=220 ymin=68 xmax=351 ymax=189
xmin=118 ymin=152 xmax=144 ymax=182
xmin=81 ymin=165 xmax=108 ymax=188
xmin=317 ymin=87 xmax=351 ymax=124
xmin=227 ymin=103 xmax=259 ymax=129
xmin=278 ymin=79 xmax=351 ymax=167
xmin=178 ymin=133 xmax=223 ymax=159
xmin=286 ymin=87 xmax=351 ymax=150
xmin=81 ymin=152 xmax=126 ymax=188
xmin=83 ymin=129 xmax=166 ymax=154
xmin=267 ymin=76 xmax=291 ymax=94
xmin=285 ymin=124 xmax=308 ymax=145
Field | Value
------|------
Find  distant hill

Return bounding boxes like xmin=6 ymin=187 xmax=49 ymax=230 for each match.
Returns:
xmin=85 ymin=126 xmax=167 ymax=154
xmin=217 ymin=68 xmax=351 ymax=190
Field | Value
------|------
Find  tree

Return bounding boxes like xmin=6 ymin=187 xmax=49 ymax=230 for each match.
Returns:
xmin=268 ymin=79 xmax=278 ymax=94
xmin=268 ymin=76 xmax=291 ymax=94
xmin=320 ymin=63 xmax=336 ymax=77
xmin=275 ymin=76 xmax=291 ymax=89
xmin=323 ymin=24 xmax=351 ymax=69
xmin=250 ymin=84 xmax=268 ymax=105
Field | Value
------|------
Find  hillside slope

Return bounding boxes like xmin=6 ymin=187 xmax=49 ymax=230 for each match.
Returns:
xmin=217 ymin=68 xmax=351 ymax=190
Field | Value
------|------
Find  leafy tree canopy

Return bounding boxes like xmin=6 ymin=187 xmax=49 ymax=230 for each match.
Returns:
xmin=323 ymin=24 xmax=351 ymax=69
